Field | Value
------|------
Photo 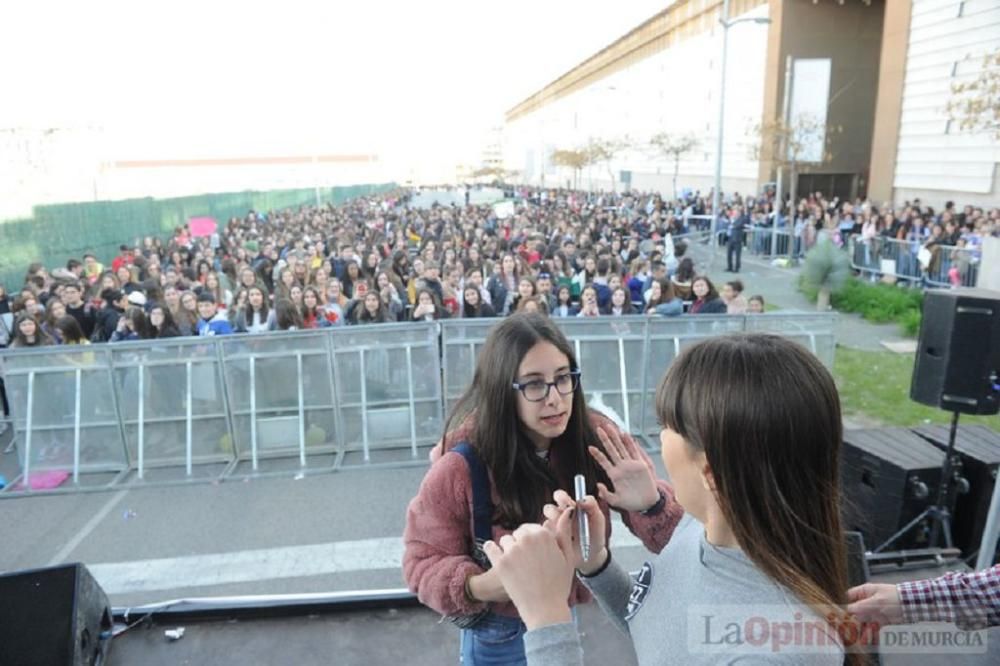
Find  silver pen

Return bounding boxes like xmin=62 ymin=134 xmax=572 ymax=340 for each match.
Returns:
xmin=573 ymin=474 xmax=590 ymax=561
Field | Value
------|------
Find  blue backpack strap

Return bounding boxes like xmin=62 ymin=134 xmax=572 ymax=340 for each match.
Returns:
xmin=451 ymin=442 xmax=493 ymax=545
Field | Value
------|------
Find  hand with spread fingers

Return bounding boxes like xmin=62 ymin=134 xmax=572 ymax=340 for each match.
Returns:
xmin=542 ymin=489 xmax=608 ymax=574
xmin=482 ymin=524 xmax=575 ymax=630
xmin=589 ymin=426 xmax=660 ymax=512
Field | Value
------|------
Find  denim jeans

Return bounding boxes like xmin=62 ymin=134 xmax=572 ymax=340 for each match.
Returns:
xmin=459 ymin=613 xmax=527 ymax=665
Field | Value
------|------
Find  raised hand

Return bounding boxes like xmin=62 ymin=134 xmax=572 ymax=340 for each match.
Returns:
xmin=589 ymin=426 xmax=660 ymax=512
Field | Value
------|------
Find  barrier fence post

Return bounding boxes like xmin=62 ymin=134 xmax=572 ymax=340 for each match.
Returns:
xmin=23 ymin=371 xmax=35 ymax=489
xmin=136 ymin=366 xmax=144 ymax=481
xmin=106 ymin=347 xmax=133 ymax=481
xmin=72 ymin=368 xmax=82 ymax=485
xmin=405 ymin=345 xmax=418 ymax=458
xmin=296 ymin=352 xmax=306 ymax=468
xmin=617 ymin=338 xmax=631 ymax=433
xmin=249 ymin=356 xmax=258 ymax=472
xmin=214 ymin=340 xmax=238 ymax=474
xmin=638 ymin=320 xmax=652 ymax=442
xmin=467 ymin=343 xmax=476 ymax=384
xmin=324 ymin=332 xmax=346 ymax=462
xmin=185 ymin=361 xmax=193 ymax=477
xmin=359 ymin=349 xmax=369 ymax=462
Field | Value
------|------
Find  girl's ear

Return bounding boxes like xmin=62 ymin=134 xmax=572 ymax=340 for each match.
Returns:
xmin=699 ymin=459 xmax=716 ymax=492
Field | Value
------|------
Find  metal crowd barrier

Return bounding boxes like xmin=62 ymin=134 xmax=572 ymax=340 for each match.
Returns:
xmin=847 ymin=234 xmax=981 ymax=287
xmin=0 ymin=313 xmax=835 ymax=495
xmin=0 ymin=324 xmax=443 ymax=494
xmin=748 ymin=225 xmax=793 ymax=259
xmin=440 ymin=313 xmax=836 ymax=445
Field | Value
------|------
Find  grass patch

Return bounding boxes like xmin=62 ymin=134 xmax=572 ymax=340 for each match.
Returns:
xmin=801 ymin=276 xmax=922 ymax=337
xmin=834 ymin=347 xmax=999 ymax=431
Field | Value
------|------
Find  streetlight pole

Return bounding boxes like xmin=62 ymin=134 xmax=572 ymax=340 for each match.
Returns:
xmin=709 ymin=0 xmax=731 ymax=266
xmin=709 ymin=0 xmax=770 ymax=266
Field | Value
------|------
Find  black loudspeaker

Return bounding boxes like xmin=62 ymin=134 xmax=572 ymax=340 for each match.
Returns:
xmin=913 ymin=424 xmax=1000 ymax=557
xmin=0 ymin=563 xmax=112 ymax=666
xmin=910 ymin=288 xmax=1000 ymax=415
xmin=841 ymin=429 xmax=945 ymax=550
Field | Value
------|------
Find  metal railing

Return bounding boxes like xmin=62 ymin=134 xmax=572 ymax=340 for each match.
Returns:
xmin=692 ymin=214 xmax=797 ymax=262
xmin=747 ymin=226 xmax=793 ymax=258
xmin=441 ymin=314 xmax=835 ymax=444
xmin=847 ymin=234 xmax=981 ymax=287
xmin=0 ymin=313 xmax=835 ymax=496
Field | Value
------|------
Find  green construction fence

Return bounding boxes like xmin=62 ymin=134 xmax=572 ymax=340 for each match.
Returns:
xmin=0 ymin=183 xmax=397 ymax=290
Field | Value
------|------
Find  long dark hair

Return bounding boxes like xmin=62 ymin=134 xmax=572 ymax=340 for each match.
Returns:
xmin=444 ymin=313 xmax=609 ymax=527
xmin=11 ymin=313 xmax=52 ymax=348
xmin=647 ymin=278 xmax=676 ymax=310
xmin=243 ymin=286 xmax=270 ymax=321
xmin=355 ymin=292 xmax=388 ymax=324
xmin=607 ymin=286 xmax=634 ymax=314
xmin=274 ymin=298 xmax=303 ymax=330
xmin=55 ymin=315 xmax=86 ymax=343
xmin=125 ymin=306 xmax=153 ymax=339
xmin=413 ymin=288 xmax=447 ymax=320
xmin=462 ymin=287 xmax=485 ymax=318
xmin=655 ymin=334 xmax=855 ymax=655
xmin=691 ymin=275 xmax=719 ymax=302
xmin=148 ymin=303 xmax=181 ymax=338
xmin=675 ymin=257 xmax=695 ymax=282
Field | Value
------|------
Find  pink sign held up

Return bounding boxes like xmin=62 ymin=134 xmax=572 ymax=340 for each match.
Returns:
xmin=189 ymin=216 xmax=218 ymax=237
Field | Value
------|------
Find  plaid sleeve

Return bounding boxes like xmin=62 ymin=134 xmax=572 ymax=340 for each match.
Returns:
xmin=897 ymin=564 xmax=1000 ymax=630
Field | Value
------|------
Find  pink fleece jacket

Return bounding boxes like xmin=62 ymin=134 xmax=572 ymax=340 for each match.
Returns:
xmin=402 ymin=410 xmax=683 ymax=620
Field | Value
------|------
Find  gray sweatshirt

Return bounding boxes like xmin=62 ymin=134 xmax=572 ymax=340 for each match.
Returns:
xmin=524 ymin=514 xmax=844 ymax=665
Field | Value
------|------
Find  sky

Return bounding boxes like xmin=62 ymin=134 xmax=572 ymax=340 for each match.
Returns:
xmin=2 ymin=0 xmax=671 ymax=178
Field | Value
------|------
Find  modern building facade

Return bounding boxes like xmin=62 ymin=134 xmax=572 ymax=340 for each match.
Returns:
xmin=504 ymin=0 xmax=999 ymax=208
xmin=869 ymin=0 xmax=1000 ymax=208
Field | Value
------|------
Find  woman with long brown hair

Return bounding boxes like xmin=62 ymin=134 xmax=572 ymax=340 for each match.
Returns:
xmin=403 ymin=313 xmax=682 ymax=665
xmin=482 ymin=334 xmax=854 ymax=664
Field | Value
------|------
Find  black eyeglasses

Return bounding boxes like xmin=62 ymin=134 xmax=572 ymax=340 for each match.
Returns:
xmin=512 ymin=370 xmax=581 ymax=402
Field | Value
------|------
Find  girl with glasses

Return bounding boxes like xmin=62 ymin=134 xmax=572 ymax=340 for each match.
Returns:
xmin=482 ymin=334 xmax=853 ymax=664
xmin=403 ymin=313 xmax=682 ymax=665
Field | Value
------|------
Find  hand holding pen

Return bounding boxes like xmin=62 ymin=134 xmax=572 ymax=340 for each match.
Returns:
xmin=543 ymin=487 xmax=609 ymax=575
xmin=574 ymin=474 xmax=590 ymax=561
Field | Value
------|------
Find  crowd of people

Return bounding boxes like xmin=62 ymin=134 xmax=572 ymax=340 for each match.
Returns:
xmin=732 ymin=190 xmax=998 ymax=285
xmin=0 ymin=188 xmax=773 ymax=353
xmin=845 ymin=198 xmax=998 ymax=286
xmin=0 ymin=185 xmax=994 ymax=353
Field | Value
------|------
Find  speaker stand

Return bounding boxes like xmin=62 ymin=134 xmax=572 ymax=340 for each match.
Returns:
xmin=874 ymin=411 xmax=961 ymax=553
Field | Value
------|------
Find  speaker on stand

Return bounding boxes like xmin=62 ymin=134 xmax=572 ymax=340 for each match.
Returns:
xmin=876 ymin=288 xmax=1000 ymax=557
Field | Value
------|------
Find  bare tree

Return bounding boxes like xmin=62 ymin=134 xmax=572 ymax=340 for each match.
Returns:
xmin=648 ymin=133 xmax=698 ymax=200
xmin=584 ymin=137 xmax=631 ymax=192
xmin=947 ymin=48 xmax=1000 ymax=139
xmin=749 ymin=114 xmax=841 ymax=221
xmin=549 ymin=149 xmax=589 ymax=189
